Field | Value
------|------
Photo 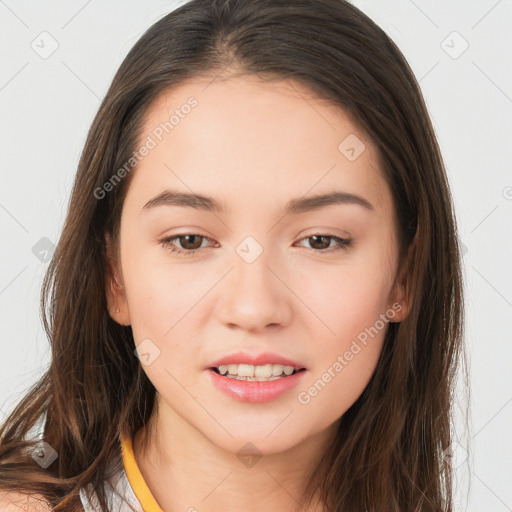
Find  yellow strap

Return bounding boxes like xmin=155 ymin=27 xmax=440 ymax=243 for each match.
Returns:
xmin=120 ymin=430 xmax=164 ymax=512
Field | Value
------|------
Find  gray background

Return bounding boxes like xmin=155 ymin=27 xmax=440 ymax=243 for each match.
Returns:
xmin=1 ymin=1 xmax=511 ymax=510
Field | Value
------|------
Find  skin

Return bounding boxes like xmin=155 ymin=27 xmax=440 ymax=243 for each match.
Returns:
xmin=105 ymin=74 xmax=411 ymax=512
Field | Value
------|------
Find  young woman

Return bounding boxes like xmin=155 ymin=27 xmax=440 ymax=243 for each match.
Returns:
xmin=0 ymin=0 xmax=466 ymax=510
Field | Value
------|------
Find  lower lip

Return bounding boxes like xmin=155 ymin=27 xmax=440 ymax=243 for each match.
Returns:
xmin=207 ymin=368 xmax=307 ymax=403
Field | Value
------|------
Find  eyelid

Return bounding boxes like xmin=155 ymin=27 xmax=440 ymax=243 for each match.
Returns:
xmin=296 ymin=226 xmax=352 ymax=240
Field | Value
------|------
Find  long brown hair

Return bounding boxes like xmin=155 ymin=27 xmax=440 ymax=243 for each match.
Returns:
xmin=0 ymin=0 xmax=467 ymax=510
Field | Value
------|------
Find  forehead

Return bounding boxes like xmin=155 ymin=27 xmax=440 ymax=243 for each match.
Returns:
xmin=126 ymin=75 xmax=392 ymax=220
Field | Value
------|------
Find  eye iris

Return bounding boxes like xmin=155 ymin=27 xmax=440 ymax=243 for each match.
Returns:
xmin=180 ymin=234 xmax=203 ymax=250
xmin=309 ymin=235 xmax=330 ymax=250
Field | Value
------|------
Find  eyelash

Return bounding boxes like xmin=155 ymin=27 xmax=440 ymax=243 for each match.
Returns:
xmin=158 ymin=233 xmax=352 ymax=256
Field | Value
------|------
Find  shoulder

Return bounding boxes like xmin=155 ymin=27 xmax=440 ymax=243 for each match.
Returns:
xmin=0 ymin=492 xmax=52 ymax=512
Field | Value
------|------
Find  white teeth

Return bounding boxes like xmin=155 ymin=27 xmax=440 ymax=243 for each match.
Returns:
xmin=255 ymin=364 xmax=273 ymax=378
xmin=224 ymin=374 xmax=286 ymax=381
xmin=237 ymin=364 xmax=255 ymax=377
xmin=272 ymin=364 xmax=284 ymax=376
xmin=283 ymin=366 xmax=294 ymax=375
xmin=215 ymin=363 xmax=298 ymax=379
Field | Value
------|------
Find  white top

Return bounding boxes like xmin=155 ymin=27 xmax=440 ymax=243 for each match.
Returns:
xmin=78 ymin=457 xmax=143 ymax=512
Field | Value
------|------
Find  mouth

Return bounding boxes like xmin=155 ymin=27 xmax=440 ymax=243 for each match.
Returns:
xmin=209 ymin=363 xmax=307 ymax=382
xmin=207 ymin=363 xmax=308 ymax=403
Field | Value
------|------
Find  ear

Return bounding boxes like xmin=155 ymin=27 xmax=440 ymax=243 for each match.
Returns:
xmin=387 ymin=232 xmax=417 ymax=323
xmin=104 ymin=232 xmax=131 ymax=326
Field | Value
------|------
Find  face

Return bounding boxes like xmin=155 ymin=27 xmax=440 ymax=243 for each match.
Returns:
xmin=105 ymin=75 xmax=409 ymax=455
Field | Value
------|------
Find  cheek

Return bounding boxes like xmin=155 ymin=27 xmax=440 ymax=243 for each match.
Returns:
xmin=294 ymin=252 xmax=392 ymax=400
xmin=292 ymin=250 xmax=394 ymax=418
xmin=122 ymin=250 xmax=205 ymax=335
xmin=295 ymin=268 xmax=391 ymax=418
xmin=295 ymin=254 xmax=393 ymax=343
xmin=121 ymin=253 xmax=209 ymax=383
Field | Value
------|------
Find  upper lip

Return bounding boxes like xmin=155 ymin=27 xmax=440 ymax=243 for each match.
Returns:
xmin=207 ymin=351 xmax=307 ymax=370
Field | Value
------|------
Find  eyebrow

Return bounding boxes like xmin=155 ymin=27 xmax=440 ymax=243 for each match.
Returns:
xmin=141 ymin=188 xmax=374 ymax=214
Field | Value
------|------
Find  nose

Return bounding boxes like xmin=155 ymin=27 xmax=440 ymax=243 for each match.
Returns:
xmin=216 ymin=248 xmax=293 ymax=333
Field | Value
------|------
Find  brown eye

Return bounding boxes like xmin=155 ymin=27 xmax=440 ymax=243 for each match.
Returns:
xmin=297 ymin=234 xmax=352 ymax=254
xmin=175 ymin=234 xmax=204 ymax=250
xmin=159 ymin=234 xmax=214 ymax=256
xmin=307 ymin=235 xmax=331 ymax=250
